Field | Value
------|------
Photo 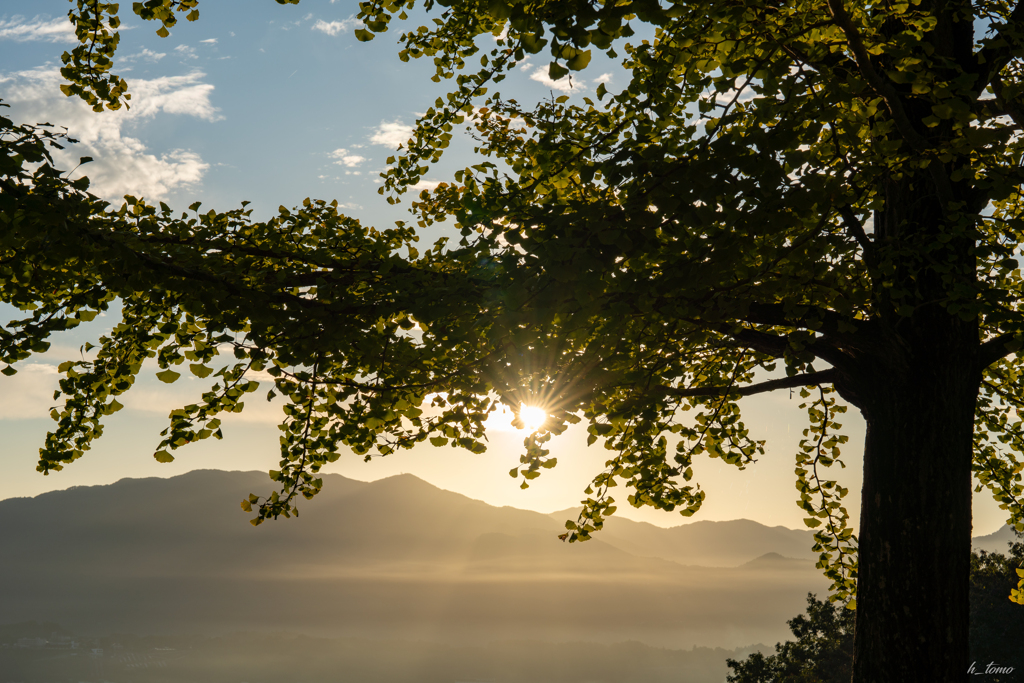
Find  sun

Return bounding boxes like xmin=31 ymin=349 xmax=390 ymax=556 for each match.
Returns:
xmin=518 ymin=404 xmax=547 ymax=433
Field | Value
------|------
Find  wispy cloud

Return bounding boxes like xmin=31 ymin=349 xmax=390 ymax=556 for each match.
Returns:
xmin=312 ymin=18 xmax=360 ymax=36
xmin=0 ymin=363 xmax=59 ymax=420
xmin=0 ymin=67 xmax=219 ymax=201
xmin=174 ymin=44 xmax=198 ymax=60
xmin=409 ymin=180 xmax=441 ymax=193
xmin=130 ymin=72 xmax=223 ymax=120
xmin=200 ymin=38 xmax=217 ymax=44
xmin=369 ymin=120 xmax=413 ymax=148
xmin=329 ymin=148 xmax=366 ymax=167
xmin=121 ymin=48 xmax=167 ymax=63
xmin=0 ymin=15 xmax=75 ymax=43
xmin=714 ymin=86 xmax=757 ymax=107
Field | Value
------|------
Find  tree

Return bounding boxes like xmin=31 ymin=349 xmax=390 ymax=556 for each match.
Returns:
xmin=727 ymin=594 xmax=855 ymax=683
xmin=727 ymin=538 xmax=1024 ymax=683
xmin=969 ymin=537 xmax=1024 ymax=675
xmin=4 ymin=0 xmax=1024 ymax=680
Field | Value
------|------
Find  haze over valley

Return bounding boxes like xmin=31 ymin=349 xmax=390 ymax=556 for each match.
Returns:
xmin=1 ymin=471 xmax=1015 ymax=682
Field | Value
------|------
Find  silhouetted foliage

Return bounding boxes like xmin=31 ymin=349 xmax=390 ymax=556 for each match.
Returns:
xmin=970 ymin=536 xmax=1024 ymax=680
xmin=728 ymin=536 xmax=1024 ymax=683
xmin=10 ymin=1 xmax=1024 ymax=678
xmin=726 ymin=595 xmax=854 ymax=683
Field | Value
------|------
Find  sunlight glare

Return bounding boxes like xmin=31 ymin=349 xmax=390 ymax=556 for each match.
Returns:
xmin=519 ymin=404 xmax=547 ymax=433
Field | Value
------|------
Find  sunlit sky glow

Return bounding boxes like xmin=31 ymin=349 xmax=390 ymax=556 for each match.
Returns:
xmin=519 ymin=405 xmax=548 ymax=434
xmin=0 ymin=2 xmax=1008 ymax=535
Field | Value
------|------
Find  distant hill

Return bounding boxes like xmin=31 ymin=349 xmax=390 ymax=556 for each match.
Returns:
xmin=548 ymin=508 xmax=819 ymax=566
xmin=0 ymin=470 xmax=829 ymax=650
xmin=738 ymin=552 xmax=811 ymax=570
xmin=973 ymin=523 xmax=1023 ymax=555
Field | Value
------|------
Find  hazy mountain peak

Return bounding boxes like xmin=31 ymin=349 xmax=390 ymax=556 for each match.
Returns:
xmin=972 ymin=523 xmax=1022 ymax=554
xmin=738 ymin=552 xmax=810 ymax=569
xmin=0 ymin=468 xmax=829 ymax=653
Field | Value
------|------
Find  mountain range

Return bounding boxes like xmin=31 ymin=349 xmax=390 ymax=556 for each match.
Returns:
xmin=972 ymin=521 xmax=1022 ymax=555
xmin=3 ymin=470 xmax=1020 ymax=682
xmin=1 ymin=469 xmax=835 ymax=653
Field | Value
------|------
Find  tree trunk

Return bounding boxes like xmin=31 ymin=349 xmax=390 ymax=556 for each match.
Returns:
xmin=850 ymin=337 xmax=979 ymax=682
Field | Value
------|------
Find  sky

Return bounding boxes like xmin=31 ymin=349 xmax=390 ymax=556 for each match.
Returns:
xmin=0 ymin=1 xmax=1010 ymax=535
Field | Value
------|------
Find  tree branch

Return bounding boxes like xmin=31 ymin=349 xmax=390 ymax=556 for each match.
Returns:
xmin=712 ymin=321 xmax=858 ymax=374
xmin=826 ymin=0 xmax=926 ymax=150
xmin=665 ymin=368 xmax=837 ymax=399
xmin=826 ymin=0 xmax=954 ymax=201
xmin=979 ymin=332 xmax=1022 ymax=369
xmin=744 ymin=302 xmax=863 ymax=339
xmin=990 ymin=74 xmax=1024 ymax=130
xmin=721 ymin=327 xmax=789 ymax=357
xmin=838 ymin=206 xmax=877 ymax=267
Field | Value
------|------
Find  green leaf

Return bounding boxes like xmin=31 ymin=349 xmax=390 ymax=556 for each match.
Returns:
xmin=487 ymin=0 xmax=512 ymax=21
xmin=189 ymin=363 xmax=213 ymax=378
xmin=521 ymin=32 xmax=547 ymax=54
xmin=549 ymin=62 xmax=569 ymax=80
xmin=156 ymin=369 xmax=181 ymax=383
xmin=567 ymin=49 xmax=591 ymax=71
xmin=153 ymin=450 xmax=175 ymax=463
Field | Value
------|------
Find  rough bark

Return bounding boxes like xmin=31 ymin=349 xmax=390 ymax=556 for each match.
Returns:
xmin=853 ymin=377 xmax=977 ymax=681
xmin=830 ymin=141 xmax=984 ymax=680
xmin=845 ymin=303 xmax=979 ymax=681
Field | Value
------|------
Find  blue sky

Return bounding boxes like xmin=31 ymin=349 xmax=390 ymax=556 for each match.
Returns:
xmin=0 ymin=2 xmax=1009 ymax=535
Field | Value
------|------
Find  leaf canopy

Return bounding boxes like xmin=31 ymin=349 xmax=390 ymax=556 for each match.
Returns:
xmin=5 ymin=0 xmax=1024 ymax=611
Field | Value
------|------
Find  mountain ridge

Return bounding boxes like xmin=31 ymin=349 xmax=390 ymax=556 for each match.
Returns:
xmin=2 ymin=469 xmax=830 ymax=650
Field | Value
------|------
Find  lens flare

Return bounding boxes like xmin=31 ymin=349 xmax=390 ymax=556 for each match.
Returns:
xmin=519 ymin=404 xmax=547 ymax=432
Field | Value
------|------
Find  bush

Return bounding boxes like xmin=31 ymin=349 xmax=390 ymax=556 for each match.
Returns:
xmin=727 ymin=537 xmax=1024 ymax=683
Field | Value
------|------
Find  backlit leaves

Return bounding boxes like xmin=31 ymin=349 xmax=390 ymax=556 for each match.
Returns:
xmin=20 ymin=0 xmax=1024 ymax=610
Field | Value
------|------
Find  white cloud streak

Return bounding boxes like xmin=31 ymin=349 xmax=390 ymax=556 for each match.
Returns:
xmin=329 ymin=148 xmax=366 ymax=167
xmin=174 ymin=44 xmax=198 ymax=59
xmin=0 ymin=67 xmax=219 ymax=202
xmin=312 ymin=18 xmax=360 ymax=36
xmin=0 ymin=15 xmax=75 ymax=43
xmin=122 ymin=48 xmax=167 ymax=63
xmin=369 ymin=120 xmax=413 ymax=148
xmin=529 ymin=66 xmax=577 ymax=93
xmin=409 ymin=180 xmax=441 ymax=193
